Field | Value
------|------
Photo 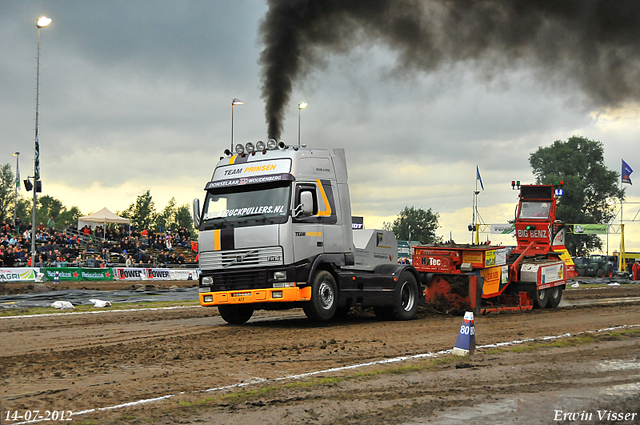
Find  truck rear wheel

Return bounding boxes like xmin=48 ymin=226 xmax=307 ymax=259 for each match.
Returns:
xmin=547 ymin=286 xmax=563 ymax=308
xmin=533 ymin=288 xmax=549 ymax=309
xmin=384 ymin=272 xmax=419 ymax=321
xmin=218 ymin=305 xmax=254 ymax=324
xmin=303 ymin=270 xmax=338 ymax=321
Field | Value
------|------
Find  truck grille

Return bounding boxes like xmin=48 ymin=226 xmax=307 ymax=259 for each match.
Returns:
xmin=199 ymin=246 xmax=284 ymax=270
xmin=212 ymin=270 xmax=268 ymax=291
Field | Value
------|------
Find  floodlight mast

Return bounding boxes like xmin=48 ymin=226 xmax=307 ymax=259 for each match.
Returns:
xmin=31 ymin=16 xmax=52 ymax=264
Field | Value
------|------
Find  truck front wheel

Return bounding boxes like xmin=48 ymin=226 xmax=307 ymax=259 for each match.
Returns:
xmin=218 ymin=305 xmax=254 ymax=324
xmin=303 ymin=270 xmax=338 ymax=321
xmin=385 ymin=272 xmax=419 ymax=321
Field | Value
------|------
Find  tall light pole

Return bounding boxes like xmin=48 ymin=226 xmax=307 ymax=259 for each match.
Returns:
xmin=13 ymin=152 xmax=20 ymax=229
xmin=297 ymin=102 xmax=307 ymax=147
xmin=32 ymin=15 xmax=52 ymax=263
xmin=231 ymin=98 xmax=243 ymax=151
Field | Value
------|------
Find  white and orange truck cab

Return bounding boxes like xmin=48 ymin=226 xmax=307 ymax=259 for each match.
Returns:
xmin=193 ymin=141 xmax=420 ymax=324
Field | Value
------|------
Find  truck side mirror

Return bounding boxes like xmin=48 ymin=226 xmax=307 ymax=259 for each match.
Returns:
xmin=294 ymin=191 xmax=314 ymax=218
xmin=192 ymin=198 xmax=201 ymax=228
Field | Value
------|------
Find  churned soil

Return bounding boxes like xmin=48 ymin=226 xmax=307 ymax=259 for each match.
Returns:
xmin=0 ymin=284 xmax=639 ymax=424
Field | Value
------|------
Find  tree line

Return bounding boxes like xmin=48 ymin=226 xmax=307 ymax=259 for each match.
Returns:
xmin=0 ymin=135 xmax=623 ymax=255
xmin=0 ymin=167 xmax=194 ymax=235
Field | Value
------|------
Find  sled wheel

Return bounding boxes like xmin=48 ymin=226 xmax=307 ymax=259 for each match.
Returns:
xmin=218 ymin=305 xmax=254 ymax=324
xmin=547 ymin=286 xmax=563 ymax=308
xmin=533 ymin=288 xmax=549 ymax=309
xmin=303 ymin=270 xmax=338 ymax=321
xmin=384 ymin=271 xmax=419 ymax=320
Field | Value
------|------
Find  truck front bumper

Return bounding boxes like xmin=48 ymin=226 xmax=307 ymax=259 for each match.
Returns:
xmin=200 ymin=286 xmax=312 ymax=306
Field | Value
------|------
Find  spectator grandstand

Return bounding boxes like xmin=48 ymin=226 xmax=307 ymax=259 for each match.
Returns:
xmin=0 ymin=220 xmax=198 ymax=269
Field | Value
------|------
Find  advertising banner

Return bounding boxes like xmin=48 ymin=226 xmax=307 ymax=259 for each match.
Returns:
xmin=490 ymin=224 xmax=515 ymax=235
xmin=169 ymin=269 xmax=199 ymax=281
xmin=79 ymin=268 xmax=114 ymax=281
xmin=43 ymin=267 xmax=81 ymax=281
xmin=572 ymin=224 xmax=607 ymax=235
xmin=114 ymin=268 xmax=146 ymax=280
xmin=0 ymin=268 xmax=40 ymax=282
xmin=144 ymin=268 xmax=172 ymax=281
xmin=114 ymin=267 xmax=199 ymax=281
xmin=42 ymin=268 xmax=114 ymax=281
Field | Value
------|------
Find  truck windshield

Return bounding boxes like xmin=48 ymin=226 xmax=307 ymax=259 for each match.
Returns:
xmin=201 ymin=182 xmax=290 ymax=229
xmin=519 ymin=201 xmax=550 ymax=219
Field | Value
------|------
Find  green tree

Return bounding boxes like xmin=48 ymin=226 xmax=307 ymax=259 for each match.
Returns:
xmin=120 ymin=190 xmax=157 ymax=232
xmin=34 ymin=195 xmax=82 ymax=230
xmin=175 ymin=204 xmax=195 ymax=235
xmin=0 ymin=163 xmax=15 ymax=223
xmin=156 ymin=197 xmax=177 ymax=233
xmin=383 ymin=206 xmax=441 ymax=244
xmin=15 ymin=198 xmax=31 ymax=228
xmin=529 ymin=135 xmax=623 ymax=256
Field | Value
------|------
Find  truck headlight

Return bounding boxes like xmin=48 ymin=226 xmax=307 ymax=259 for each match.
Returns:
xmin=235 ymin=144 xmax=245 ymax=155
xmin=256 ymin=140 xmax=266 ymax=151
xmin=273 ymin=271 xmax=287 ymax=280
xmin=202 ymin=276 xmax=213 ymax=285
xmin=272 ymin=291 xmax=283 ymax=299
xmin=245 ymin=142 xmax=255 ymax=153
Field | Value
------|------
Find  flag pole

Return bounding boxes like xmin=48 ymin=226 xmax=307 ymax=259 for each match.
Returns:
xmin=620 ymin=159 xmax=625 ymax=274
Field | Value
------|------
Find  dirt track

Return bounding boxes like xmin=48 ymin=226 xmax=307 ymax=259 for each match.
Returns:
xmin=1 ymin=284 xmax=640 ymax=424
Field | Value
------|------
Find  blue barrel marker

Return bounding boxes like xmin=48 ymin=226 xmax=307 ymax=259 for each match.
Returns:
xmin=452 ymin=311 xmax=476 ymax=356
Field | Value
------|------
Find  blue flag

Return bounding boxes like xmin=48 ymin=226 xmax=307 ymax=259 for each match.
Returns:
xmin=476 ymin=166 xmax=484 ymax=190
xmin=622 ymin=159 xmax=633 ymax=185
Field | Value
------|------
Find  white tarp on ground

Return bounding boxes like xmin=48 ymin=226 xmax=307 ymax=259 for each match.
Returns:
xmin=78 ymin=207 xmax=130 ymax=230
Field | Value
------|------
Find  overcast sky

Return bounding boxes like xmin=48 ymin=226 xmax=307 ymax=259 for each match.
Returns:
xmin=1 ymin=1 xmax=639 ymax=252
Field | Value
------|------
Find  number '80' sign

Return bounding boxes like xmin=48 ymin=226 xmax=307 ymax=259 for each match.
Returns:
xmin=459 ymin=325 xmax=475 ymax=335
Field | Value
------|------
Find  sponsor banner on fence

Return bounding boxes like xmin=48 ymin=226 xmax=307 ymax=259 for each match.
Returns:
xmin=490 ymin=224 xmax=515 ymax=235
xmin=572 ymin=224 xmax=607 ymax=235
xmin=43 ymin=267 xmax=80 ymax=281
xmin=80 ymin=268 xmax=114 ymax=281
xmin=43 ymin=268 xmax=115 ymax=281
xmin=169 ymin=269 xmax=199 ymax=281
xmin=145 ymin=268 xmax=171 ymax=281
xmin=114 ymin=267 xmax=199 ymax=281
xmin=114 ymin=268 xmax=146 ymax=280
xmin=0 ymin=268 xmax=40 ymax=282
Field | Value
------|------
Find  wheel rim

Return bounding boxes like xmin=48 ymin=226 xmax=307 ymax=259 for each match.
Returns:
xmin=318 ymin=281 xmax=334 ymax=309
xmin=400 ymin=281 xmax=415 ymax=312
xmin=550 ymin=287 xmax=559 ymax=299
xmin=537 ymin=289 xmax=547 ymax=301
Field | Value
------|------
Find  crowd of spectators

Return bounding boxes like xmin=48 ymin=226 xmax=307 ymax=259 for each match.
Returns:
xmin=0 ymin=220 xmax=198 ymax=269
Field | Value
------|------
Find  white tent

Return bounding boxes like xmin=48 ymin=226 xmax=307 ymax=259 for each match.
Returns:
xmin=78 ymin=207 xmax=130 ymax=237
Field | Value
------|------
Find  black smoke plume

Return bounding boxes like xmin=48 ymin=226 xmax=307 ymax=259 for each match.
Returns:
xmin=259 ymin=0 xmax=640 ymax=140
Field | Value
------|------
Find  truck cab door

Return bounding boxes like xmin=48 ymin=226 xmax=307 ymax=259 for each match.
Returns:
xmin=292 ymin=183 xmax=325 ymax=262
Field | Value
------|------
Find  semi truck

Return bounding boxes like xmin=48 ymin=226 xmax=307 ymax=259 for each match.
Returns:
xmin=193 ymin=142 xmax=571 ymax=324
xmin=193 ymin=141 xmax=420 ymax=324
